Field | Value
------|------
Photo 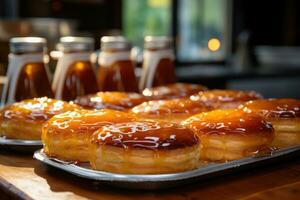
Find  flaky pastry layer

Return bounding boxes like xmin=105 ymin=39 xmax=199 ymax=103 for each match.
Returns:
xmin=0 ymin=120 xmax=43 ymax=140
xmin=43 ymin=132 xmax=90 ymax=162
xmin=268 ymin=119 xmax=300 ymax=148
xmin=270 ymin=119 xmax=300 ymax=132
xmin=89 ymin=145 xmax=200 ymax=174
xmin=199 ymin=133 xmax=274 ymax=161
xmin=271 ymin=131 xmax=300 ymax=148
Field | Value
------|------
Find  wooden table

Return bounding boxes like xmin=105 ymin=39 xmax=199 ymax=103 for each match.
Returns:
xmin=0 ymin=150 xmax=300 ymax=200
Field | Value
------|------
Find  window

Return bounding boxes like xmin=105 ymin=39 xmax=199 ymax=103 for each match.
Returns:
xmin=178 ymin=0 xmax=230 ymax=62
xmin=123 ymin=0 xmax=231 ymax=63
xmin=123 ymin=0 xmax=172 ymax=47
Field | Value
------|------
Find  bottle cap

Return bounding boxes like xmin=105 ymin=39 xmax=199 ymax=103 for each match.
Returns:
xmin=144 ymin=36 xmax=172 ymax=50
xmin=10 ymin=37 xmax=47 ymax=54
xmin=101 ymin=36 xmax=131 ymax=51
xmin=58 ymin=36 xmax=94 ymax=52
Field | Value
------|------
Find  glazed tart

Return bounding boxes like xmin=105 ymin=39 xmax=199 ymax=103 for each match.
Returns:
xmin=142 ymin=83 xmax=207 ymax=100
xmin=131 ymin=98 xmax=212 ymax=122
xmin=182 ymin=109 xmax=274 ymax=161
xmin=42 ymin=109 xmax=136 ymax=162
xmin=190 ymin=89 xmax=262 ymax=109
xmin=0 ymin=97 xmax=80 ymax=140
xmin=74 ymin=91 xmax=147 ymax=111
xmin=89 ymin=121 xmax=200 ymax=174
xmin=240 ymin=98 xmax=300 ymax=148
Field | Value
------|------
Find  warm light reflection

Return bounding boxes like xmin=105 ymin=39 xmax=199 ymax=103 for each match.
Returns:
xmin=208 ymin=38 xmax=221 ymax=52
xmin=76 ymin=62 xmax=85 ymax=71
xmin=25 ymin=65 xmax=34 ymax=76
xmin=50 ymin=50 xmax=63 ymax=60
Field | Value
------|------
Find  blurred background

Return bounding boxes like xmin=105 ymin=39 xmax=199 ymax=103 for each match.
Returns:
xmin=1 ymin=0 xmax=300 ymax=98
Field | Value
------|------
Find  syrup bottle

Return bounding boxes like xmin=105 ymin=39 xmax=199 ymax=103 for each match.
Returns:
xmin=97 ymin=36 xmax=139 ymax=92
xmin=139 ymin=36 xmax=176 ymax=91
xmin=1 ymin=37 xmax=53 ymax=105
xmin=52 ymin=36 xmax=98 ymax=101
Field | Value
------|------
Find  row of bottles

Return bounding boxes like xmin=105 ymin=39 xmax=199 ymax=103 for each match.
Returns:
xmin=1 ymin=36 xmax=176 ymax=105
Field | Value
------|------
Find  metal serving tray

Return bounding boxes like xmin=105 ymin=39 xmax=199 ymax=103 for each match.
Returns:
xmin=0 ymin=136 xmax=42 ymax=152
xmin=34 ymin=146 xmax=300 ymax=190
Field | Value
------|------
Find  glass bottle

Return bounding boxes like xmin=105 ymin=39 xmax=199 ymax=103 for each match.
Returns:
xmin=97 ymin=36 xmax=139 ymax=92
xmin=139 ymin=36 xmax=176 ymax=91
xmin=52 ymin=36 xmax=99 ymax=101
xmin=1 ymin=37 xmax=53 ymax=105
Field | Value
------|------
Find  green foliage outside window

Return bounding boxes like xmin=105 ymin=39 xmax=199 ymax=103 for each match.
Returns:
xmin=123 ymin=0 xmax=171 ymax=47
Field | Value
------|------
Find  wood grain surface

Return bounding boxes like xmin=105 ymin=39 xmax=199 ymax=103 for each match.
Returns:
xmin=0 ymin=149 xmax=300 ymax=200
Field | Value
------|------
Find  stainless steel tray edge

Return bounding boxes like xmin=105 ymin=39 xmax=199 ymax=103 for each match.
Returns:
xmin=33 ymin=145 xmax=300 ymax=189
xmin=0 ymin=137 xmax=42 ymax=152
xmin=0 ymin=137 xmax=42 ymax=146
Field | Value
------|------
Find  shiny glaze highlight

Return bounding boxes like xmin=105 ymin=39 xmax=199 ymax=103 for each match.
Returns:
xmin=143 ymin=83 xmax=207 ymax=100
xmin=43 ymin=109 xmax=136 ymax=134
xmin=74 ymin=92 xmax=147 ymax=110
xmin=182 ymin=109 xmax=274 ymax=136
xmin=240 ymin=98 xmax=300 ymax=119
xmin=131 ymin=98 xmax=211 ymax=116
xmin=191 ymin=90 xmax=262 ymax=104
xmin=91 ymin=121 xmax=199 ymax=150
xmin=0 ymin=97 xmax=80 ymax=122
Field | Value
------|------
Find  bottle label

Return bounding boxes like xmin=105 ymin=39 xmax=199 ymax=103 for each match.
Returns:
xmin=1 ymin=53 xmax=45 ymax=106
xmin=53 ymin=52 xmax=91 ymax=100
xmin=139 ymin=49 xmax=174 ymax=90
xmin=98 ymin=51 xmax=131 ymax=67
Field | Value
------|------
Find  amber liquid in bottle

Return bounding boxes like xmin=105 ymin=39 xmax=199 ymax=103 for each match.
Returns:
xmin=151 ymin=57 xmax=176 ymax=87
xmin=61 ymin=61 xmax=99 ymax=101
xmin=13 ymin=62 xmax=54 ymax=102
xmin=97 ymin=59 xmax=139 ymax=92
xmin=140 ymin=50 xmax=176 ymax=90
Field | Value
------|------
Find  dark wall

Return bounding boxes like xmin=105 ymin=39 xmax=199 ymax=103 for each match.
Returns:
xmin=2 ymin=0 xmax=300 ymax=49
xmin=233 ymin=0 xmax=300 ymax=47
xmin=2 ymin=0 xmax=122 ymax=32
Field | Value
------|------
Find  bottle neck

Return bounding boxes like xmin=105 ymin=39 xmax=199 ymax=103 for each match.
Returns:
xmin=99 ymin=50 xmax=131 ymax=67
xmin=102 ymin=49 xmax=131 ymax=54
xmin=62 ymin=49 xmax=92 ymax=54
xmin=11 ymin=51 xmax=44 ymax=56
xmin=144 ymin=47 xmax=172 ymax=52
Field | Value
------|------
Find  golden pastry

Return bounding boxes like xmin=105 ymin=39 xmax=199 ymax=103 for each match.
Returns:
xmin=74 ymin=91 xmax=147 ymax=111
xmin=190 ymin=89 xmax=262 ymax=109
xmin=142 ymin=83 xmax=207 ymax=100
xmin=89 ymin=121 xmax=200 ymax=174
xmin=131 ymin=98 xmax=212 ymax=122
xmin=42 ymin=109 xmax=136 ymax=162
xmin=240 ymin=98 xmax=300 ymax=148
xmin=182 ymin=109 xmax=274 ymax=161
xmin=0 ymin=97 xmax=80 ymax=140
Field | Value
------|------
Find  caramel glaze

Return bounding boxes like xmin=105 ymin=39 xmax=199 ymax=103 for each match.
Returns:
xmin=131 ymin=98 xmax=212 ymax=116
xmin=74 ymin=92 xmax=147 ymax=111
xmin=91 ymin=121 xmax=199 ymax=150
xmin=43 ymin=109 xmax=137 ymax=135
xmin=239 ymin=98 xmax=300 ymax=119
xmin=142 ymin=83 xmax=207 ymax=100
xmin=190 ymin=89 xmax=262 ymax=104
xmin=0 ymin=97 xmax=80 ymax=123
xmin=182 ymin=109 xmax=274 ymax=136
